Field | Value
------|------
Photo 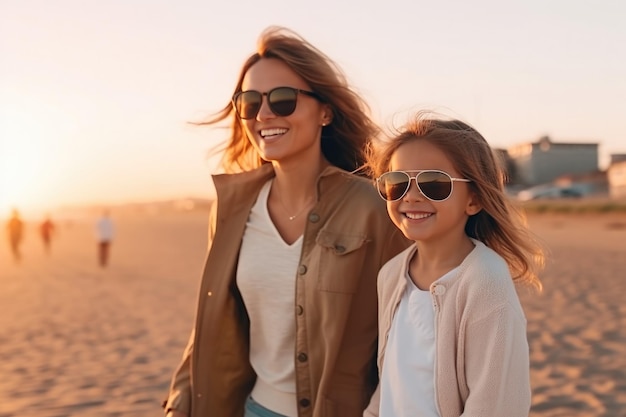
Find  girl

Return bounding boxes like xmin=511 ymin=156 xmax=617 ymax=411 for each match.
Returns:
xmin=364 ymin=112 xmax=544 ymax=417
xmin=163 ymin=27 xmax=409 ymax=417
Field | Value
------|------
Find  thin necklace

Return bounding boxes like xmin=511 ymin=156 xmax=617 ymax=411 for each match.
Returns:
xmin=275 ymin=190 xmax=315 ymax=221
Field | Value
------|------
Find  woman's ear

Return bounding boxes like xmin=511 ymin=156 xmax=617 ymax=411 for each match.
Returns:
xmin=465 ymin=192 xmax=482 ymax=216
xmin=321 ymin=105 xmax=333 ymax=126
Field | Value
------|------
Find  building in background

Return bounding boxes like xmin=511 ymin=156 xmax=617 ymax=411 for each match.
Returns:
xmin=609 ymin=154 xmax=626 ymax=165
xmin=506 ymin=136 xmax=599 ymax=186
xmin=608 ymin=158 xmax=626 ymax=199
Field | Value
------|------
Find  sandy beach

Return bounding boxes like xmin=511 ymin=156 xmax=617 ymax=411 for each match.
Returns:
xmin=1 ymin=209 xmax=625 ymax=417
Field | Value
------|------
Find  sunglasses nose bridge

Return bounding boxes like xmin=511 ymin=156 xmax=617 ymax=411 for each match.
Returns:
xmin=398 ymin=174 xmax=423 ymax=201
xmin=254 ymin=92 xmax=276 ymax=120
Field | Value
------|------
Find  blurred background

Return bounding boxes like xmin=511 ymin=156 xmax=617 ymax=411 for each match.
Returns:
xmin=2 ymin=0 xmax=625 ymax=221
xmin=1 ymin=1 xmax=625 ymax=416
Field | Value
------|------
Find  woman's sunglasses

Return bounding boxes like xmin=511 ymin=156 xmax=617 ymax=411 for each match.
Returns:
xmin=376 ymin=170 xmax=471 ymax=202
xmin=232 ymin=86 xmax=321 ymax=120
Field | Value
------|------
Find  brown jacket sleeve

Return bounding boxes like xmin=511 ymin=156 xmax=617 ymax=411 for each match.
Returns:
xmin=163 ymin=201 xmax=218 ymax=415
xmin=163 ymin=329 xmax=194 ymax=415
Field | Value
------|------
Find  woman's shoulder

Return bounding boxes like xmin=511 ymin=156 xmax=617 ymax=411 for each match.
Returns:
xmin=212 ymin=165 xmax=274 ymax=198
xmin=213 ymin=164 xmax=273 ymax=184
xmin=330 ymin=171 xmax=383 ymax=202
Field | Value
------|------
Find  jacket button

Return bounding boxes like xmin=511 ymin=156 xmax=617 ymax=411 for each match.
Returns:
xmin=298 ymin=265 xmax=307 ymax=275
xmin=296 ymin=305 xmax=304 ymax=315
xmin=196 ymin=393 xmax=202 ymax=398
xmin=207 ymin=291 xmax=212 ymax=297
xmin=334 ymin=245 xmax=346 ymax=253
xmin=299 ymin=398 xmax=311 ymax=407
xmin=297 ymin=352 xmax=308 ymax=362
xmin=308 ymin=213 xmax=320 ymax=223
xmin=433 ymin=285 xmax=446 ymax=295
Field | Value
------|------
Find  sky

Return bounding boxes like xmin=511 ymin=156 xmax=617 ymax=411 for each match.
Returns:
xmin=1 ymin=0 xmax=625 ymax=218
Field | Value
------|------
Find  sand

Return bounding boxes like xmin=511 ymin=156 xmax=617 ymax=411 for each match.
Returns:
xmin=521 ymin=213 xmax=626 ymax=417
xmin=1 ymin=210 xmax=625 ymax=417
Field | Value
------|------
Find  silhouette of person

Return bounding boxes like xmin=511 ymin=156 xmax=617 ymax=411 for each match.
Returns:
xmin=6 ymin=208 xmax=24 ymax=263
xmin=95 ymin=210 xmax=114 ymax=267
xmin=39 ymin=215 xmax=56 ymax=254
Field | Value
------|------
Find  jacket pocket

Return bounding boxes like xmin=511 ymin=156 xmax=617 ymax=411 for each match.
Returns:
xmin=315 ymin=230 xmax=368 ymax=293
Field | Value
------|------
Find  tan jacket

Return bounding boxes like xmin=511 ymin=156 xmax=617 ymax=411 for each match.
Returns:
xmin=164 ymin=164 xmax=410 ymax=417
xmin=364 ymin=240 xmax=532 ymax=417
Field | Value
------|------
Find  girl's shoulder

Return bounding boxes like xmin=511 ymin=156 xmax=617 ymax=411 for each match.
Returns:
xmin=455 ymin=241 xmax=523 ymax=308
xmin=462 ymin=240 xmax=510 ymax=277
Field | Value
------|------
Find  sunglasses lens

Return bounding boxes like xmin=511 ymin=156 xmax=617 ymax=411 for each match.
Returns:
xmin=268 ymin=87 xmax=298 ymax=117
xmin=417 ymin=171 xmax=453 ymax=201
xmin=235 ymin=91 xmax=262 ymax=119
xmin=378 ymin=171 xmax=411 ymax=201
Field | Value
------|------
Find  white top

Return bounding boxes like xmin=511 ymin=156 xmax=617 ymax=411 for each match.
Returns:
xmin=95 ymin=216 xmax=114 ymax=242
xmin=380 ymin=265 xmax=440 ymax=417
xmin=365 ymin=240 xmax=531 ymax=417
xmin=236 ymin=179 xmax=301 ymax=417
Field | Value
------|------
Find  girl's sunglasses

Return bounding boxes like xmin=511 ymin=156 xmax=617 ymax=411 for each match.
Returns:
xmin=376 ymin=170 xmax=471 ymax=202
xmin=232 ymin=86 xmax=321 ymax=120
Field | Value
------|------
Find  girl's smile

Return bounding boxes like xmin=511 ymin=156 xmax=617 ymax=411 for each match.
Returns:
xmin=403 ymin=211 xmax=434 ymax=220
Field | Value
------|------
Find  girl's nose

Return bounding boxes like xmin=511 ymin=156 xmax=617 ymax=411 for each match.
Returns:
xmin=403 ymin=178 xmax=425 ymax=202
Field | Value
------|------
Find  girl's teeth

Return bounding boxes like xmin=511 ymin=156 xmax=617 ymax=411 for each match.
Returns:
xmin=405 ymin=212 xmax=432 ymax=220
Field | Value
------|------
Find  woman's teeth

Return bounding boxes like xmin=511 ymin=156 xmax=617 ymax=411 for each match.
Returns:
xmin=260 ymin=128 xmax=287 ymax=138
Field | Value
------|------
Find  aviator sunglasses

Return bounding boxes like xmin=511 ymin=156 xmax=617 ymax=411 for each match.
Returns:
xmin=376 ymin=170 xmax=471 ymax=202
xmin=232 ymin=86 xmax=321 ymax=120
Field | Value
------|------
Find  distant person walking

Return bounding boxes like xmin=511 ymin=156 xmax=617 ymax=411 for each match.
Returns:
xmin=6 ymin=208 xmax=24 ymax=263
xmin=95 ymin=210 xmax=114 ymax=267
xmin=39 ymin=215 xmax=56 ymax=255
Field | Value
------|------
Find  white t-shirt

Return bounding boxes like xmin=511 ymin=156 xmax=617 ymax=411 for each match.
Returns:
xmin=236 ymin=179 xmax=301 ymax=417
xmin=380 ymin=269 xmax=440 ymax=417
xmin=96 ymin=216 xmax=114 ymax=242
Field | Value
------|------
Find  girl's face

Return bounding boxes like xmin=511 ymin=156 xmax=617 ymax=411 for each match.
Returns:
xmin=239 ymin=58 xmax=331 ymax=167
xmin=386 ymin=139 xmax=481 ymax=245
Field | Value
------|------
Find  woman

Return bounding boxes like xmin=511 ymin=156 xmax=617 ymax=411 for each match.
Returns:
xmin=163 ymin=26 xmax=409 ymax=417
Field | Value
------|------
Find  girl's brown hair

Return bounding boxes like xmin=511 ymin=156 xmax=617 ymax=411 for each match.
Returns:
xmin=200 ymin=26 xmax=378 ymax=173
xmin=366 ymin=111 xmax=544 ymax=289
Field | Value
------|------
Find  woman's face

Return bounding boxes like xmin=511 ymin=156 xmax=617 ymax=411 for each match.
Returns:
xmin=239 ymin=58 xmax=331 ymax=167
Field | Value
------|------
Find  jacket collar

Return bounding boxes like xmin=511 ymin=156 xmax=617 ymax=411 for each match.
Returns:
xmin=212 ymin=163 xmax=354 ymax=208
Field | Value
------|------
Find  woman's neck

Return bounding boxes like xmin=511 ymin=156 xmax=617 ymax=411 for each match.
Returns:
xmin=271 ymin=157 xmax=330 ymax=202
xmin=266 ymin=157 xmax=331 ymax=243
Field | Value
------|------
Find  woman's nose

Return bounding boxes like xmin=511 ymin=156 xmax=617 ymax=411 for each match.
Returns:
xmin=256 ymin=97 xmax=275 ymax=121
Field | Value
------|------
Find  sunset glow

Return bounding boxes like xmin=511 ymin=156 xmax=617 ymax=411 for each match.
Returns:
xmin=1 ymin=1 xmax=625 ymax=220
xmin=0 ymin=101 xmax=55 ymax=217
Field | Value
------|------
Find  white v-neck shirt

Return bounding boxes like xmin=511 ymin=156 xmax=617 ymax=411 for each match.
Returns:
xmin=236 ymin=179 xmax=302 ymax=417
xmin=379 ymin=267 xmax=443 ymax=417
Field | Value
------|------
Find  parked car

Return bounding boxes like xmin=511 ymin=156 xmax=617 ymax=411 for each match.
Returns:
xmin=517 ymin=184 xmax=583 ymax=201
